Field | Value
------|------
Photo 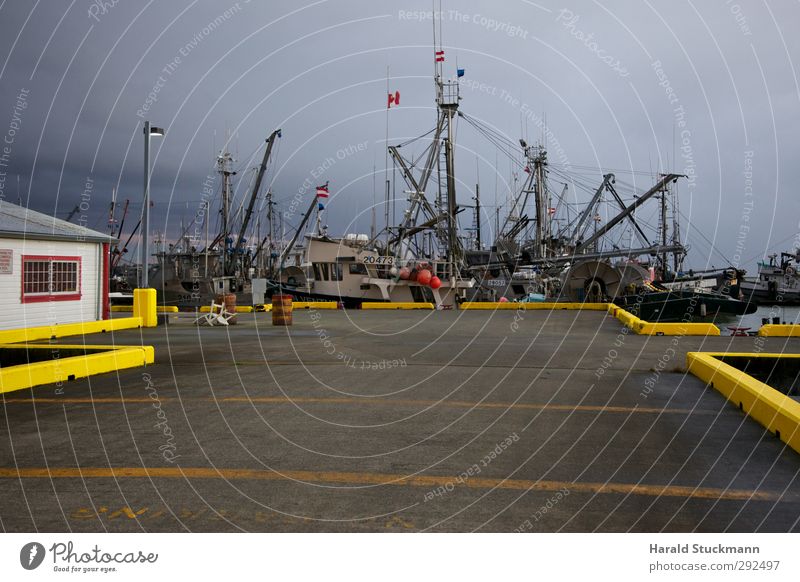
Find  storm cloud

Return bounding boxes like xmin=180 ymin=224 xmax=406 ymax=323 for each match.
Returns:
xmin=0 ymin=0 xmax=797 ymax=272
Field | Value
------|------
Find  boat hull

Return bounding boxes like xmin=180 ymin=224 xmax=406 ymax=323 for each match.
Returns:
xmin=614 ymin=290 xmax=757 ymax=322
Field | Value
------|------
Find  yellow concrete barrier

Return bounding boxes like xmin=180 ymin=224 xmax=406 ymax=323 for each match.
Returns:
xmin=608 ymin=304 xmax=720 ymax=336
xmin=0 ymin=317 xmax=143 ymax=345
xmin=111 ymin=305 xmax=178 ymax=313
xmin=292 ymin=301 xmax=338 ymax=309
xmin=461 ymin=301 xmax=609 ymax=311
xmin=0 ymin=344 xmax=155 ymax=394
xmin=687 ymin=352 xmax=800 ymax=455
xmin=758 ymin=324 xmax=800 ymax=337
xmin=362 ymin=302 xmax=434 ymax=310
xmin=133 ymin=288 xmax=158 ymax=327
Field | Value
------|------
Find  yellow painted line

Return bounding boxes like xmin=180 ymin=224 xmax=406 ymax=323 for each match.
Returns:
xmin=461 ymin=302 xmax=609 ymax=311
xmin=362 ymin=302 xmax=434 ymax=310
xmin=1 ymin=395 xmax=713 ymax=416
xmin=0 ymin=466 xmax=791 ymax=502
xmin=0 ymin=317 xmax=143 ymax=344
xmin=607 ymin=304 xmax=720 ymax=336
xmin=0 ymin=345 xmax=155 ymax=395
xmin=758 ymin=324 xmax=800 ymax=337
xmin=687 ymin=352 xmax=800 ymax=455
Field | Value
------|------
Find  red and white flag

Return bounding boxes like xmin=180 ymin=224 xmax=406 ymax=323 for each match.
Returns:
xmin=435 ymin=50 xmax=445 ymax=62
xmin=316 ymin=184 xmax=329 ymax=198
xmin=548 ymin=207 xmax=556 ymax=216
xmin=387 ymin=90 xmax=400 ymax=108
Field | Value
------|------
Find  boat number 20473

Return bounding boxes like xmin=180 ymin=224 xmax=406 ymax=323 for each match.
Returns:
xmin=361 ymin=256 xmax=394 ymax=265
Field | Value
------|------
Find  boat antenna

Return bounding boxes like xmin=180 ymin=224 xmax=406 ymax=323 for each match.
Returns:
xmin=371 ymin=156 xmax=377 ymax=240
xmin=385 ymin=64 xmax=391 ymax=250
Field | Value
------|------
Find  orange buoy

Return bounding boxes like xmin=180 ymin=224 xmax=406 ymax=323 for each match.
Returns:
xmin=272 ymin=294 xmax=293 ymax=326
xmin=429 ymin=276 xmax=442 ymax=289
xmin=417 ymin=269 xmax=432 ymax=286
xmin=399 ymin=267 xmax=410 ymax=280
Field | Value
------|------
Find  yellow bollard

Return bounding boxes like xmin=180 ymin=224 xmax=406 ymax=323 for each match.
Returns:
xmin=133 ymin=288 xmax=158 ymax=328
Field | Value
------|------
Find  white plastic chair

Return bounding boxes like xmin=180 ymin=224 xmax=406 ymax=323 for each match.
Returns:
xmin=194 ymin=301 xmax=235 ymax=326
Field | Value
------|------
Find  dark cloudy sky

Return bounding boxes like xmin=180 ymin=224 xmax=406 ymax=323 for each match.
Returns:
xmin=0 ymin=0 xmax=797 ymax=272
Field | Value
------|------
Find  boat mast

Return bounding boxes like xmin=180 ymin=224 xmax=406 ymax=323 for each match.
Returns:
xmin=231 ymin=128 xmax=281 ymax=275
xmin=672 ymin=184 xmax=682 ymax=274
xmin=575 ymin=173 xmax=682 ymax=254
xmin=532 ymin=146 xmax=548 ymax=258
xmin=660 ymin=181 xmax=668 ymax=279
xmin=433 ymin=4 xmax=461 ymax=282
xmin=267 ymin=189 xmax=275 ymax=276
xmin=217 ymin=151 xmax=236 ymax=276
xmin=474 ymin=181 xmax=481 ymax=250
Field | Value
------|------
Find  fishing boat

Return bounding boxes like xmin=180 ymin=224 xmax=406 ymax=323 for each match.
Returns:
xmin=740 ymin=252 xmax=800 ymax=305
xmin=614 ymin=284 xmax=757 ymax=321
xmin=275 ymin=234 xmax=471 ymax=308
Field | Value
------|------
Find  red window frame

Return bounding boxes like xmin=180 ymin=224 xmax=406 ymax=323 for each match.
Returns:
xmin=21 ymin=255 xmax=82 ymax=303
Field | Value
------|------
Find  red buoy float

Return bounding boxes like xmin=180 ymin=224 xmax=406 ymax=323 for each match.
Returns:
xmin=398 ymin=267 xmax=410 ymax=280
xmin=417 ymin=269 xmax=432 ymax=286
xmin=429 ymin=276 xmax=442 ymax=289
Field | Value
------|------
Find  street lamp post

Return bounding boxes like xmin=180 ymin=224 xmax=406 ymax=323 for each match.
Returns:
xmin=141 ymin=121 xmax=164 ymax=288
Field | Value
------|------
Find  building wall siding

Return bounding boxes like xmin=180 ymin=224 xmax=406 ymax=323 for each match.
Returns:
xmin=0 ymin=237 xmax=101 ymax=329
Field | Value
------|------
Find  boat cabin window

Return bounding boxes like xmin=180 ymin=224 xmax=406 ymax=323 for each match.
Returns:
xmin=313 ymin=262 xmax=343 ymax=281
xmin=349 ymin=263 xmax=368 ymax=275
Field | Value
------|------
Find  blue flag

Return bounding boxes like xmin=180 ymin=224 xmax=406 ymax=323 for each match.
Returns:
xmin=318 ymin=202 xmax=325 ymax=211
xmin=457 ymin=68 xmax=465 ymax=78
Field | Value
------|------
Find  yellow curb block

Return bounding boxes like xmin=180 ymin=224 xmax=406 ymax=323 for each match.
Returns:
xmin=758 ymin=324 xmax=800 ymax=337
xmin=0 ymin=344 xmax=155 ymax=394
xmin=292 ymin=301 xmax=338 ymax=309
xmin=111 ymin=305 xmax=179 ymax=313
xmin=362 ymin=302 xmax=434 ymax=310
xmin=607 ymin=304 xmax=720 ymax=336
xmin=460 ymin=301 xmax=608 ymax=311
xmin=199 ymin=305 xmax=254 ymax=313
xmin=686 ymin=352 xmax=800 ymax=455
xmin=0 ymin=317 xmax=143 ymax=345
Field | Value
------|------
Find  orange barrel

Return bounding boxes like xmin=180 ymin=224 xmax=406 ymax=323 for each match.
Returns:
xmin=272 ymin=294 xmax=293 ymax=326
xmin=215 ymin=293 xmax=237 ymax=324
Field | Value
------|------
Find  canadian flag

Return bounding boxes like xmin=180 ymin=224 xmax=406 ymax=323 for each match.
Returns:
xmin=387 ymin=91 xmax=400 ymax=108
xmin=435 ymin=50 xmax=445 ymax=62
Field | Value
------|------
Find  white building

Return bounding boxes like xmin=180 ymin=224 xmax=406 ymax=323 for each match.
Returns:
xmin=0 ymin=201 xmax=115 ymax=330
